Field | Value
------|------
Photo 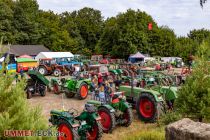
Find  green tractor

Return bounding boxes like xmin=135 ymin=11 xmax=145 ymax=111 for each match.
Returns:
xmin=108 ymin=64 xmax=130 ymax=80
xmin=51 ymin=75 xmax=91 ymax=100
xmin=87 ymin=91 xmax=133 ymax=133
xmin=49 ymin=103 xmax=103 ymax=140
xmin=119 ymin=74 xmax=178 ymax=123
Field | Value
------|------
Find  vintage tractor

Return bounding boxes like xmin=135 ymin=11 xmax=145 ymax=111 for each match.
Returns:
xmin=87 ymin=65 xmax=110 ymax=77
xmin=51 ymin=75 xmax=91 ymax=100
xmin=49 ymin=103 xmax=103 ymax=140
xmin=119 ymin=74 xmax=178 ymax=123
xmin=37 ymin=58 xmax=68 ymax=77
xmin=25 ymin=70 xmax=49 ymax=99
xmin=87 ymin=91 xmax=133 ymax=133
xmin=108 ymin=64 xmax=124 ymax=80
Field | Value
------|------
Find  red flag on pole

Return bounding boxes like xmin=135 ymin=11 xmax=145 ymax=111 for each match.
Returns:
xmin=148 ymin=22 xmax=152 ymax=30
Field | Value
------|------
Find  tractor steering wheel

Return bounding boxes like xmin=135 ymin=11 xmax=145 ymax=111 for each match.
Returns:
xmin=68 ymin=108 xmax=79 ymax=117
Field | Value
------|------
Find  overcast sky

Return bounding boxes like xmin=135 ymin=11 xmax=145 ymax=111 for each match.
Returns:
xmin=37 ymin=0 xmax=210 ymax=36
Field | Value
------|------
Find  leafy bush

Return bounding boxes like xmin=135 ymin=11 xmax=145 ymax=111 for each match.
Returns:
xmin=158 ymin=111 xmax=182 ymax=125
xmin=175 ymin=41 xmax=210 ymax=122
xmin=0 ymin=44 xmax=53 ymax=140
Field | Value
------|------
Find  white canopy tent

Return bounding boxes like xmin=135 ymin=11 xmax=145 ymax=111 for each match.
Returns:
xmin=35 ymin=52 xmax=74 ymax=60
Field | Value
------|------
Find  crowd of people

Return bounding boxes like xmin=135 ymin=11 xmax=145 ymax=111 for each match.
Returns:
xmin=90 ymin=74 xmax=121 ymax=102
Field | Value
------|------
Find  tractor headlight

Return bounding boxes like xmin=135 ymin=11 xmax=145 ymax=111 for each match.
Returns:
xmin=81 ymin=121 xmax=87 ymax=126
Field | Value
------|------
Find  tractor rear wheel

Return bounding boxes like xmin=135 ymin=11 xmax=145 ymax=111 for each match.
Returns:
xmin=57 ymin=120 xmax=76 ymax=140
xmin=54 ymin=69 xmax=61 ymax=77
xmin=87 ymin=121 xmax=103 ymax=140
xmin=122 ymin=108 xmax=133 ymax=127
xmin=26 ymin=91 xmax=32 ymax=99
xmin=64 ymin=88 xmax=75 ymax=98
xmin=136 ymin=92 xmax=163 ymax=123
xmin=38 ymin=66 xmax=47 ymax=75
xmin=40 ymin=86 xmax=46 ymax=97
xmin=98 ymin=107 xmax=116 ymax=133
xmin=77 ymin=82 xmax=88 ymax=100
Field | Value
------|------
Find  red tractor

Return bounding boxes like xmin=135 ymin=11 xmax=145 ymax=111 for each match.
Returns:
xmin=37 ymin=58 xmax=68 ymax=77
xmin=91 ymin=55 xmax=114 ymax=64
xmin=88 ymin=65 xmax=110 ymax=77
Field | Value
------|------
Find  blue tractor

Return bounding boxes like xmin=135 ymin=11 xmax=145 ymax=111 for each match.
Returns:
xmin=55 ymin=57 xmax=83 ymax=73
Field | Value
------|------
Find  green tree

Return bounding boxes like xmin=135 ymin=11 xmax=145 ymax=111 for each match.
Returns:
xmin=72 ymin=7 xmax=103 ymax=52
xmin=98 ymin=9 xmax=157 ymax=58
xmin=60 ymin=11 xmax=85 ymax=53
xmin=13 ymin=0 xmax=40 ymax=44
xmin=0 ymin=0 xmax=14 ymax=43
xmin=148 ymin=26 xmax=176 ymax=56
xmin=175 ymin=41 xmax=210 ymax=122
xmin=0 ymin=44 xmax=51 ymax=140
xmin=175 ymin=37 xmax=199 ymax=62
xmin=188 ymin=28 xmax=210 ymax=44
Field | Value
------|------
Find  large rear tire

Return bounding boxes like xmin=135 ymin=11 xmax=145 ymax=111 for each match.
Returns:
xmin=40 ymin=85 xmax=46 ymax=97
xmin=98 ymin=107 xmax=116 ymax=133
xmin=88 ymin=121 xmax=103 ymax=140
xmin=57 ymin=120 xmax=76 ymax=140
xmin=26 ymin=91 xmax=32 ymax=99
xmin=77 ymin=82 xmax=88 ymax=100
xmin=122 ymin=108 xmax=133 ymax=127
xmin=38 ymin=66 xmax=47 ymax=75
xmin=136 ymin=92 xmax=162 ymax=123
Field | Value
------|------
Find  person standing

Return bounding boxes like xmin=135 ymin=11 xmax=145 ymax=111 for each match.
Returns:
xmin=20 ymin=67 xmax=24 ymax=79
xmin=188 ymin=54 xmax=194 ymax=70
xmin=98 ymin=73 xmax=103 ymax=87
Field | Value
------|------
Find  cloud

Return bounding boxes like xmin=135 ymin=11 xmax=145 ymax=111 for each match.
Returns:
xmin=37 ymin=0 xmax=210 ymax=36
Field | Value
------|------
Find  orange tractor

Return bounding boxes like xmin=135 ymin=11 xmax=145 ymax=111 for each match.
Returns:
xmin=37 ymin=58 xmax=68 ymax=77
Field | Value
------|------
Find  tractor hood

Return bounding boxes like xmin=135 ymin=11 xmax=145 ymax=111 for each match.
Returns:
xmin=59 ymin=61 xmax=83 ymax=66
xmin=120 ymin=86 xmax=164 ymax=102
xmin=160 ymin=86 xmax=178 ymax=101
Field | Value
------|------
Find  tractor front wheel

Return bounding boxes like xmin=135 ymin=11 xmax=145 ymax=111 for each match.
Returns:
xmin=136 ymin=92 xmax=162 ymax=123
xmin=38 ymin=66 xmax=47 ymax=75
xmin=122 ymin=108 xmax=133 ymax=127
xmin=87 ymin=121 xmax=103 ymax=140
xmin=57 ymin=120 xmax=76 ymax=140
xmin=54 ymin=69 xmax=61 ymax=77
xmin=98 ymin=107 xmax=116 ymax=133
xmin=77 ymin=83 xmax=88 ymax=100
xmin=64 ymin=88 xmax=75 ymax=98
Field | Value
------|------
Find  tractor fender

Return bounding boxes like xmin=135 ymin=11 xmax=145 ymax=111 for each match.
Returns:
xmin=140 ymin=90 xmax=164 ymax=102
xmin=118 ymin=100 xmax=131 ymax=112
xmin=75 ymin=80 xmax=88 ymax=89
xmin=50 ymin=78 xmax=59 ymax=85
xmin=99 ymin=104 xmax=115 ymax=113
xmin=50 ymin=110 xmax=75 ymax=126
xmin=109 ymin=70 xmax=118 ymax=75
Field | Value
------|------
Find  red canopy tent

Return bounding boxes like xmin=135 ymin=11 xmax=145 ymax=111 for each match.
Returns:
xmin=18 ymin=54 xmax=32 ymax=59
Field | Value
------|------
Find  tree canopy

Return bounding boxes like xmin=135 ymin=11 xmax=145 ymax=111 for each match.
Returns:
xmin=0 ymin=0 xmax=209 ymax=61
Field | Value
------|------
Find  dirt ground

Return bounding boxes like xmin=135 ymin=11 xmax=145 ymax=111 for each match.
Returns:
xmin=28 ymin=68 xmax=183 ymax=140
xmin=28 ymin=90 xmax=155 ymax=140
